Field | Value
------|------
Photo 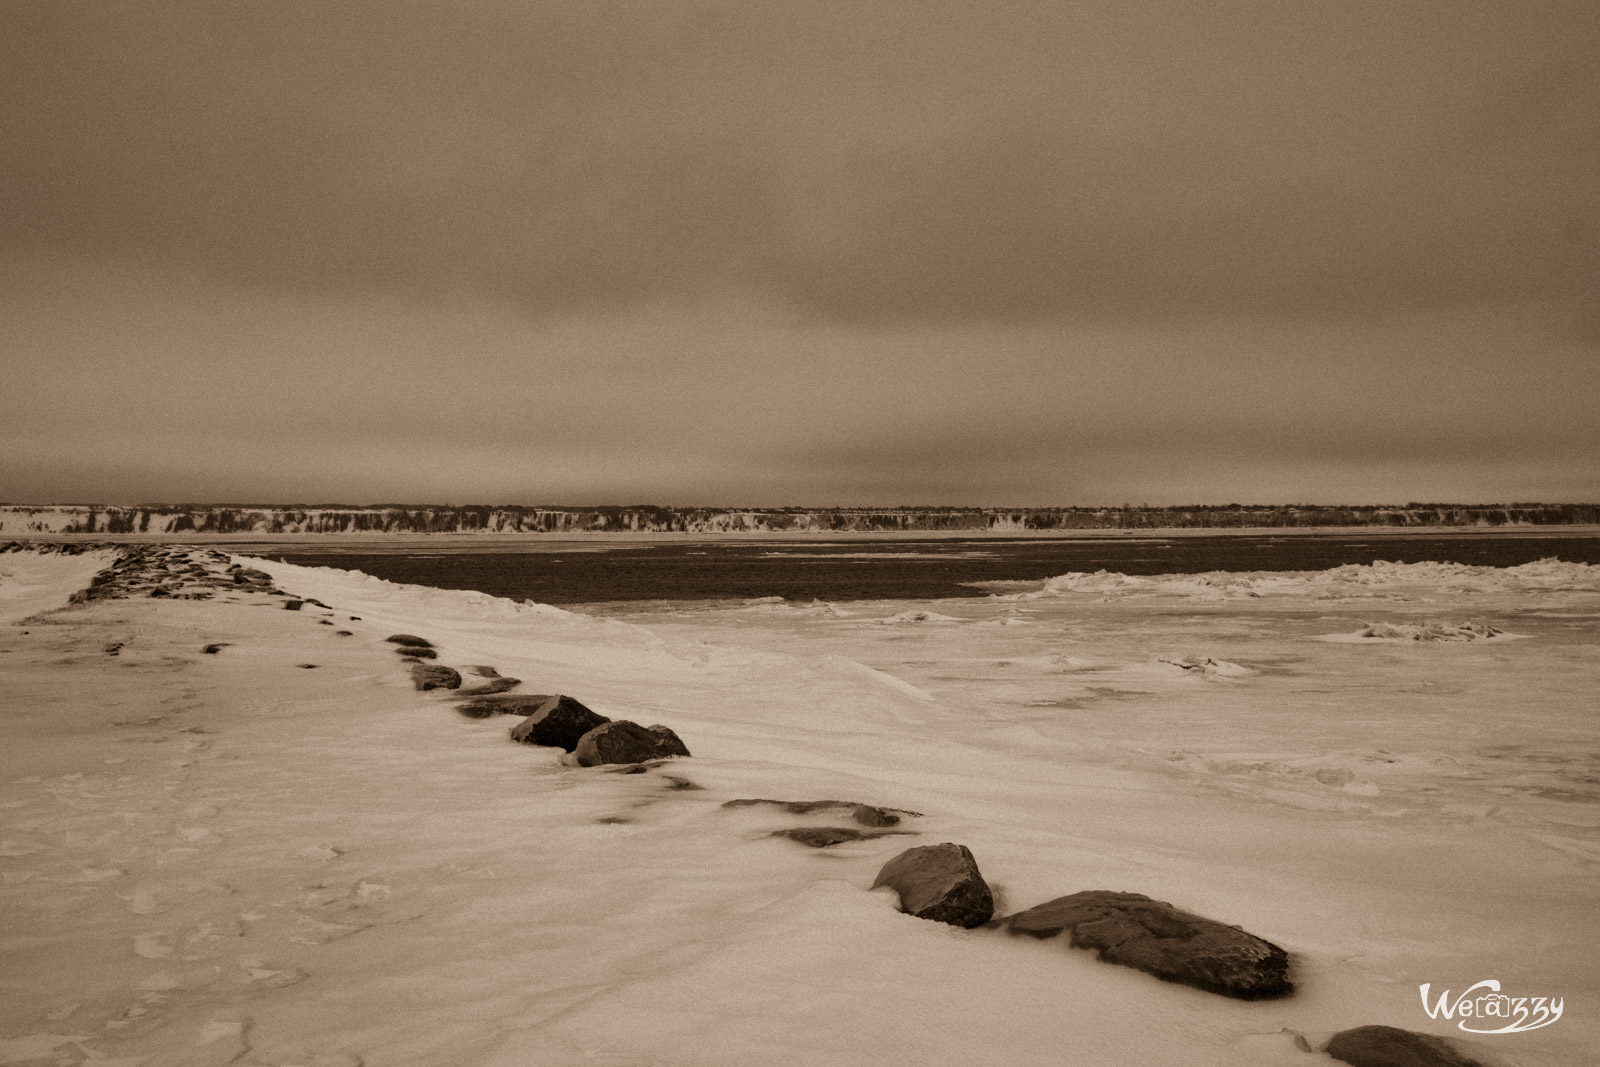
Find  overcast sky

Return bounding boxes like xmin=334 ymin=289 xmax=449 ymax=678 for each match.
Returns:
xmin=3 ymin=1 xmax=1596 ymax=506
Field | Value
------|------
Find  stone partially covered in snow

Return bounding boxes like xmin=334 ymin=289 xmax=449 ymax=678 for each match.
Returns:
xmin=722 ymin=798 xmax=919 ymax=827
xmin=458 ymin=675 xmax=521 ymax=696
xmin=409 ymin=664 xmax=461 ymax=691
xmin=457 ymin=694 xmax=556 ymax=718
xmin=386 ymin=634 xmax=433 ymax=648
xmin=1004 ymin=890 xmax=1291 ymax=999
xmin=773 ymin=827 xmax=910 ymax=848
xmin=508 ymin=695 xmax=610 ymax=751
xmin=573 ymin=720 xmax=690 ymax=766
xmin=1325 ymin=1025 xmax=1486 ymax=1067
xmin=871 ymin=843 xmax=994 ymax=928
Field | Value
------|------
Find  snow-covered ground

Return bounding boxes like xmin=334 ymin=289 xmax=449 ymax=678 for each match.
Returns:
xmin=1 ymin=551 xmax=1595 ymax=1065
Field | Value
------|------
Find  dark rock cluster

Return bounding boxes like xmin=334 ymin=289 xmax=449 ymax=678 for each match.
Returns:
xmin=66 ymin=545 xmax=272 ymax=603
xmin=52 ymin=544 xmax=314 ymax=606
xmin=0 ymin=540 xmax=110 ymax=555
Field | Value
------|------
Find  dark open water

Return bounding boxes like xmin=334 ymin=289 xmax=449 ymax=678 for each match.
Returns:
xmin=256 ymin=533 xmax=1600 ymax=605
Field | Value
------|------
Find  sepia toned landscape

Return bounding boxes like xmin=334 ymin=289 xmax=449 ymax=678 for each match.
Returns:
xmin=4 ymin=1 xmax=1598 ymax=1064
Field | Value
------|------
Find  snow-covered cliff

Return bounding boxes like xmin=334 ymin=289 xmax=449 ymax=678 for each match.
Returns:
xmin=2 ymin=502 xmax=1596 ymax=536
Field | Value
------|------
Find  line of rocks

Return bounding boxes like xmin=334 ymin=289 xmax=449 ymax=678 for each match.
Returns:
xmin=388 ymin=635 xmax=694 ymax=767
xmin=1 ymin=540 xmax=110 ymax=555
xmin=56 ymin=543 xmax=340 ymax=610
xmin=367 ymin=617 xmax=1485 ymax=1065
xmin=868 ymin=843 xmax=1489 ymax=1064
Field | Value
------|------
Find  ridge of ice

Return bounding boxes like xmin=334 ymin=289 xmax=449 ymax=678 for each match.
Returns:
xmin=1002 ymin=557 xmax=1600 ymax=600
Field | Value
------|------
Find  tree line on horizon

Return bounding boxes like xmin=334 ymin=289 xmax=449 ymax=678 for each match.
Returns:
xmin=6 ymin=502 xmax=1599 ymax=535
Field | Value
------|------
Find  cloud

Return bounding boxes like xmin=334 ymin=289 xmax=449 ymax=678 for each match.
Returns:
xmin=3 ymin=1 xmax=1596 ymax=327
xmin=3 ymin=260 xmax=1591 ymax=504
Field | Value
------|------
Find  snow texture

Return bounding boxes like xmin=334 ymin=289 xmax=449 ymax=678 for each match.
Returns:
xmin=0 ymin=548 xmax=1595 ymax=1065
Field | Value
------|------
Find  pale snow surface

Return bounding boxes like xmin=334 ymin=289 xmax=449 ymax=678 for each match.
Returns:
xmin=0 ymin=550 xmax=1596 ymax=1066
xmin=0 ymin=549 xmax=114 ymax=624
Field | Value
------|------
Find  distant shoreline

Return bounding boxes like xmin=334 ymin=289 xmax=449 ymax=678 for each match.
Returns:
xmin=8 ymin=523 xmax=1600 ymax=551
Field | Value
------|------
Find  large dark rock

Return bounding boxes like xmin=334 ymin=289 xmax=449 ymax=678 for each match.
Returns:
xmin=1004 ymin=890 xmax=1291 ymax=1000
xmin=871 ymin=843 xmax=994 ymax=928
xmin=396 ymin=646 xmax=437 ymax=659
xmin=386 ymin=634 xmax=433 ymax=648
xmin=508 ymin=695 xmax=611 ymax=750
xmin=410 ymin=664 xmax=462 ymax=691
xmin=573 ymin=720 xmax=691 ymax=766
xmin=1325 ymin=1026 xmax=1487 ymax=1067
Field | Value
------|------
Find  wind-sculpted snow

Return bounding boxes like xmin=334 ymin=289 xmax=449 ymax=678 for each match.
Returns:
xmin=1320 ymin=622 xmax=1519 ymax=643
xmin=875 ymin=609 xmax=967 ymax=625
xmin=1157 ymin=656 xmax=1257 ymax=677
xmin=0 ymin=547 xmax=116 ymax=623
xmin=1003 ymin=557 xmax=1600 ymax=601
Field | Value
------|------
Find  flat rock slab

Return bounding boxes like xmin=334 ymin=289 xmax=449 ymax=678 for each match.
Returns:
xmin=410 ymin=664 xmax=462 ymax=691
xmin=1004 ymin=890 xmax=1292 ymax=1000
xmin=459 ymin=676 xmax=521 ymax=696
xmin=386 ymin=634 xmax=433 ymax=648
xmin=574 ymin=721 xmax=690 ymax=766
xmin=509 ymin=695 xmax=610 ymax=751
xmin=457 ymin=694 xmax=557 ymax=719
xmin=723 ymin=798 xmax=920 ymax=827
xmin=871 ymin=843 xmax=994 ymax=928
xmin=772 ymin=827 xmax=913 ymax=848
xmin=1325 ymin=1026 xmax=1487 ymax=1067
xmin=396 ymin=646 xmax=438 ymax=659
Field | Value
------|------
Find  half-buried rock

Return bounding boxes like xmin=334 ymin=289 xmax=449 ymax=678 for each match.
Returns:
xmin=573 ymin=720 xmax=690 ymax=766
xmin=1324 ymin=1025 xmax=1486 ymax=1067
xmin=459 ymin=675 xmax=521 ymax=696
xmin=773 ymin=827 xmax=910 ymax=848
xmin=871 ymin=843 xmax=993 ymax=928
xmin=410 ymin=664 xmax=462 ymax=691
xmin=387 ymin=634 xmax=433 ymax=648
xmin=458 ymin=694 xmax=556 ymax=719
xmin=1004 ymin=890 xmax=1291 ymax=1000
xmin=508 ymin=695 xmax=610 ymax=751
xmin=724 ymin=798 xmax=919 ymax=827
